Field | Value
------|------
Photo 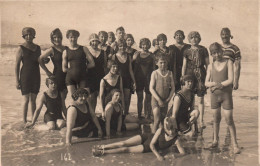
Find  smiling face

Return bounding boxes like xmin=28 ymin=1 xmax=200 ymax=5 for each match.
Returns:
xmin=116 ymin=30 xmax=125 ymax=40
xmin=126 ymin=38 xmax=133 ymax=47
xmin=183 ymin=80 xmax=193 ymax=90
xmin=189 ymin=35 xmax=200 ymax=46
xmin=175 ymin=33 xmax=184 ymax=44
xmin=117 ymin=43 xmax=126 ymax=53
xmin=110 ymin=64 xmax=118 ymax=75
xmin=141 ymin=43 xmax=149 ymax=52
xmin=52 ymin=35 xmax=62 ymax=46
xmin=158 ymin=38 xmax=167 ymax=48
xmin=221 ymin=30 xmax=231 ymax=44
xmin=90 ymin=40 xmax=99 ymax=49
xmin=76 ymin=94 xmax=88 ymax=105
xmin=99 ymin=34 xmax=107 ymax=45
xmin=47 ymin=79 xmax=57 ymax=91
xmin=23 ymin=34 xmax=34 ymax=43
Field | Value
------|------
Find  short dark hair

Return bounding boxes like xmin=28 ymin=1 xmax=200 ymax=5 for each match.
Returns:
xmin=139 ymin=38 xmax=151 ymax=49
xmin=66 ymin=29 xmax=80 ymax=39
xmin=71 ymin=88 xmax=89 ymax=101
xmin=45 ymin=77 xmax=57 ymax=87
xmin=107 ymin=59 xmax=118 ymax=69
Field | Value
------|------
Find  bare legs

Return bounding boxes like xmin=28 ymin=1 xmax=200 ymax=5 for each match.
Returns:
xmin=124 ymin=89 xmax=131 ymax=115
xmin=198 ymin=96 xmax=205 ymax=128
xmin=22 ymin=93 xmax=37 ymax=123
xmin=46 ymin=119 xmax=66 ymax=130
xmin=60 ymin=89 xmax=68 ymax=117
xmin=88 ymin=91 xmax=98 ymax=112
xmin=137 ymin=91 xmax=151 ymax=119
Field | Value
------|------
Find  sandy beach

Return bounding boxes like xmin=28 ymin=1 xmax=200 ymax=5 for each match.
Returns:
xmin=0 ymin=45 xmax=258 ymax=166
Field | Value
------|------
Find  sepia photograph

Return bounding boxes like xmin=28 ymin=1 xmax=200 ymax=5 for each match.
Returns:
xmin=0 ymin=0 xmax=259 ymax=165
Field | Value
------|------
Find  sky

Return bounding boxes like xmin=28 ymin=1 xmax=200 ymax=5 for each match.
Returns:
xmin=0 ymin=0 xmax=259 ymax=56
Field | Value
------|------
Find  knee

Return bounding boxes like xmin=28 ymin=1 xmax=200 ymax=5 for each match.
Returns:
xmin=213 ymin=114 xmax=221 ymax=123
xmin=225 ymin=118 xmax=234 ymax=126
xmin=57 ymin=120 xmax=66 ymax=129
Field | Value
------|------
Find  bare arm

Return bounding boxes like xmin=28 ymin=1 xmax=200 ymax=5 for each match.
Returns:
xmin=99 ymin=79 xmax=106 ymax=115
xmin=15 ymin=47 xmax=23 ymax=89
xmin=150 ymin=128 xmax=164 ymax=161
xmin=62 ymin=50 xmax=68 ymax=73
xmin=39 ymin=48 xmax=54 ymax=77
xmin=205 ymin=64 xmax=216 ymax=88
xmin=233 ymin=59 xmax=241 ymax=90
xmin=128 ymin=56 xmax=136 ymax=88
xmin=171 ymin=96 xmax=181 ymax=119
xmin=221 ymin=59 xmax=234 ymax=87
xmin=181 ymin=58 xmax=187 ymax=76
xmin=83 ymin=46 xmax=95 ymax=69
xmin=204 ymin=56 xmax=210 ymax=71
xmin=88 ymin=101 xmax=103 ymax=137
xmin=66 ymin=107 xmax=77 ymax=145
xmin=166 ymin=71 xmax=175 ymax=103
xmin=105 ymin=103 xmax=113 ymax=137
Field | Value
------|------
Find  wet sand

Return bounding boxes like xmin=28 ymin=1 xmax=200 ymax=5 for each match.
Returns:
xmin=0 ymin=48 xmax=258 ymax=166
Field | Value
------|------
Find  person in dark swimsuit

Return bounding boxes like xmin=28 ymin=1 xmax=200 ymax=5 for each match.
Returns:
xmin=169 ymin=75 xmax=200 ymax=155
xmin=182 ymin=31 xmax=209 ymax=129
xmin=25 ymin=77 xmax=65 ymax=130
xmin=205 ymin=42 xmax=240 ymax=154
xmin=111 ymin=39 xmax=136 ymax=116
xmin=86 ymin=33 xmax=106 ymax=112
xmin=104 ymin=89 xmax=139 ymax=139
xmin=39 ymin=28 xmax=67 ymax=116
xmin=133 ymin=38 xmax=154 ymax=120
xmin=15 ymin=27 xmax=41 ymax=123
xmin=98 ymin=31 xmax=111 ymax=74
xmin=169 ymin=30 xmax=191 ymax=91
xmin=62 ymin=29 xmax=95 ymax=104
xmin=66 ymin=88 xmax=103 ymax=145
xmin=92 ymin=117 xmax=184 ymax=161
xmin=99 ymin=60 xmax=124 ymax=118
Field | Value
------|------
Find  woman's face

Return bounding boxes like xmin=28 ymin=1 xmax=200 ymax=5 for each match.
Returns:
xmin=221 ymin=30 xmax=231 ymax=44
xmin=90 ymin=40 xmax=99 ymax=49
xmin=48 ymin=80 xmax=57 ymax=91
xmin=76 ymin=94 xmax=88 ymax=105
xmin=175 ymin=33 xmax=184 ymax=44
xmin=126 ymin=38 xmax=133 ymax=47
xmin=52 ymin=35 xmax=62 ymax=46
xmin=99 ymin=34 xmax=107 ymax=45
xmin=68 ymin=34 xmax=78 ymax=46
xmin=183 ymin=80 xmax=193 ymax=90
xmin=112 ymin=91 xmax=121 ymax=103
xmin=110 ymin=65 xmax=118 ymax=74
xmin=158 ymin=39 xmax=167 ymax=48
xmin=141 ymin=43 xmax=149 ymax=52
xmin=116 ymin=30 xmax=125 ymax=40
xmin=118 ymin=44 xmax=126 ymax=53
xmin=189 ymin=36 xmax=200 ymax=46
xmin=24 ymin=34 xmax=34 ymax=43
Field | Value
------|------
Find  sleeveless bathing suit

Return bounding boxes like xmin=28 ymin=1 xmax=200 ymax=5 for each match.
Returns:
xmin=50 ymin=47 xmax=66 ymax=91
xmin=20 ymin=45 xmax=41 ymax=95
xmin=175 ymin=91 xmax=194 ymax=133
xmin=109 ymin=103 xmax=126 ymax=131
xmin=65 ymin=46 xmax=87 ymax=86
xmin=86 ymin=50 xmax=105 ymax=93
xmin=43 ymin=92 xmax=63 ymax=123
xmin=102 ymin=76 xmax=121 ymax=107
xmin=114 ymin=55 xmax=131 ymax=89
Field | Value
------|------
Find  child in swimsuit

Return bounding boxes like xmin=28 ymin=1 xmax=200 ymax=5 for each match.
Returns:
xmin=39 ymin=28 xmax=67 ymax=116
xmin=25 ymin=77 xmax=65 ymax=130
xmin=133 ymin=38 xmax=154 ymax=120
xmin=150 ymin=56 xmax=175 ymax=133
xmin=182 ymin=31 xmax=209 ymax=129
xmin=15 ymin=27 xmax=41 ymax=123
xmin=205 ymin=42 xmax=240 ymax=154
xmin=92 ymin=117 xmax=184 ymax=161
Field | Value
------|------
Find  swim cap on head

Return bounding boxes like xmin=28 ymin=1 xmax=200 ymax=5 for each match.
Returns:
xmin=209 ymin=42 xmax=222 ymax=55
xmin=50 ymin=28 xmax=63 ymax=44
xmin=188 ymin=31 xmax=201 ymax=43
xmin=139 ymin=38 xmax=151 ymax=49
xmin=157 ymin=33 xmax=167 ymax=42
xmin=22 ymin=27 xmax=36 ymax=38
xmin=174 ymin=30 xmax=185 ymax=39
xmin=89 ymin=33 xmax=100 ymax=43
xmin=66 ymin=29 xmax=80 ymax=38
